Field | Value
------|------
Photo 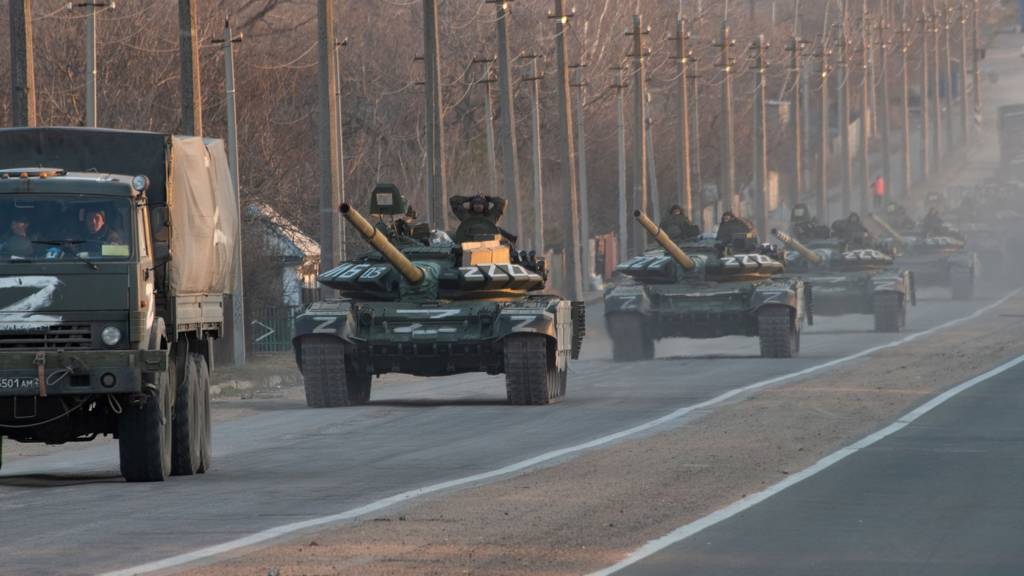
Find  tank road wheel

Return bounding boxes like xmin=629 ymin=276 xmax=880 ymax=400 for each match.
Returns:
xmin=195 ymin=354 xmax=212 ymax=473
xmin=873 ymin=293 xmax=906 ymax=333
xmin=118 ymin=371 xmax=173 ymax=482
xmin=950 ymin=266 xmax=974 ymax=301
xmin=758 ymin=306 xmax=799 ymax=359
xmin=504 ymin=334 xmax=563 ymax=406
xmin=299 ymin=336 xmax=367 ymax=407
xmin=171 ymin=354 xmax=203 ymax=476
xmin=608 ymin=314 xmax=654 ymax=362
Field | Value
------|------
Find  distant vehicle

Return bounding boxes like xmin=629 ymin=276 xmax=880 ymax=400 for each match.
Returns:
xmin=998 ymin=104 xmax=1024 ymax=178
xmin=0 ymin=128 xmax=238 ymax=481
xmin=603 ymin=211 xmax=809 ymax=361
xmin=869 ymin=213 xmax=976 ymax=300
xmin=773 ymin=229 xmax=915 ymax=332
xmin=291 ymin=186 xmax=584 ymax=406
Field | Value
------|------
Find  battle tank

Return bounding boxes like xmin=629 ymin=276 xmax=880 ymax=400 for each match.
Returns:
xmin=603 ymin=211 xmax=809 ymax=361
xmin=868 ymin=213 xmax=977 ymax=300
xmin=291 ymin=188 xmax=585 ymax=406
xmin=773 ymin=229 xmax=915 ymax=332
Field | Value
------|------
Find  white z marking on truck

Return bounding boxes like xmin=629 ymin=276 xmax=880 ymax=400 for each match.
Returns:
xmin=0 ymin=276 xmax=62 ymax=330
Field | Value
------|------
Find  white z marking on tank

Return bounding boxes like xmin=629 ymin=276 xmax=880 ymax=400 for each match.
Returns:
xmin=508 ymin=315 xmax=537 ymax=331
xmin=0 ymin=276 xmax=62 ymax=331
xmin=312 ymin=317 xmax=339 ymax=334
xmin=394 ymin=309 xmax=462 ymax=319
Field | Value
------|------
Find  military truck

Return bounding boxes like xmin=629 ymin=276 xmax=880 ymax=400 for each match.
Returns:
xmin=868 ymin=213 xmax=976 ymax=300
xmin=773 ymin=229 xmax=914 ymax=332
xmin=0 ymin=128 xmax=238 ymax=482
xmin=604 ymin=211 xmax=809 ymax=361
xmin=292 ymin=187 xmax=584 ymax=406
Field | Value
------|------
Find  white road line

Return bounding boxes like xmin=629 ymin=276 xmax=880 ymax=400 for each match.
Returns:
xmin=102 ymin=290 xmax=1020 ymax=576
xmin=590 ymin=353 xmax=1024 ymax=575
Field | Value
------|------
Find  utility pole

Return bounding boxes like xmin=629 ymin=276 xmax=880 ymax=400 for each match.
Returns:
xmin=489 ymin=0 xmax=522 ymax=237
xmin=474 ymin=58 xmax=499 ymax=196
xmin=68 ymin=1 xmax=114 ymax=127
xmin=787 ymin=35 xmax=808 ymax=209
xmin=673 ymin=17 xmax=694 ymax=218
xmin=816 ymin=36 xmax=832 ymax=221
xmin=958 ymin=1 xmax=970 ymax=144
xmin=522 ymin=54 xmax=545 ymax=254
xmin=571 ymin=64 xmax=592 ymax=284
xmin=752 ymin=34 xmax=770 ymax=238
xmin=931 ymin=1 xmax=942 ymax=166
xmin=919 ymin=8 xmax=931 ymax=181
xmin=214 ymin=18 xmax=245 ymax=366
xmin=878 ymin=17 xmax=892 ymax=199
xmin=613 ymin=65 xmax=629 ymax=263
xmin=837 ymin=2 xmax=852 ymax=216
xmin=942 ymin=1 xmax=954 ymax=152
xmin=646 ymin=105 xmax=661 ymax=219
xmin=859 ymin=8 xmax=871 ymax=214
xmin=423 ymin=0 xmax=448 ymax=230
xmin=899 ymin=22 xmax=913 ymax=198
xmin=178 ymin=0 xmax=202 ymax=136
xmin=317 ymin=0 xmax=341 ymax=294
xmin=971 ymin=0 xmax=980 ymax=126
xmin=717 ymin=21 xmax=738 ymax=216
xmin=550 ymin=0 xmax=583 ymax=299
xmin=9 ymin=0 xmax=36 ymax=127
xmin=689 ymin=49 xmax=705 ymax=225
xmin=334 ymin=38 xmax=348 ymax=260
xmin=628 ymin=14 xmax=650 ymax=254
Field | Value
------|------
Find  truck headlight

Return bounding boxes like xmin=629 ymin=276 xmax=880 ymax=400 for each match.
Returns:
xmin=101 ymin=326 xmax=122 ymax=346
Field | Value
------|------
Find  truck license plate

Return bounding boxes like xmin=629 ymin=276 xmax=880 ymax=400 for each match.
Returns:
xmin=0 ymin=377 xmax=40 ymax=392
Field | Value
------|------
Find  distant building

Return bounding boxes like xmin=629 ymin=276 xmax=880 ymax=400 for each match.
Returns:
xmin=246 ymin=202 xmax=320 ymax=306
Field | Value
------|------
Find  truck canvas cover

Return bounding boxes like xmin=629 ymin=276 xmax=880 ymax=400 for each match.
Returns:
xmin=0 ymin=127 xmax=238 ymax=295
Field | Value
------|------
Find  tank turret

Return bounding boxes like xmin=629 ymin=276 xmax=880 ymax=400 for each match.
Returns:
xmin=633 ymin=210 xmax=696 ymax=270
xmin=340 ymin=203 xmax=424 ymax=284
xmin=772 ymin=228 xmax=825 ymax=265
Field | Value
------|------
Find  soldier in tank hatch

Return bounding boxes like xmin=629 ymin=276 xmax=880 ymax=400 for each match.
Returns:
xmin=660 ymin=205 xmax=701 ymax=243
xmin=789 ymin=203 xmax=831 ymax=241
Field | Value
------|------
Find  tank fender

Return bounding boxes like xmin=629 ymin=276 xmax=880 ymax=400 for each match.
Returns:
xmin=497 ymin=306 xmax=558 ymax=339
xmin=750 ymin=281 xmax=801 ymax=313
xmin=871 ymin=269 xmax=912 ymax=302
xmin=292 ymin=301 xmax=353 ymax=368
xmin=602 ymin=284 xmax=651 ymax=315
xmin=947 ymin=251 xmax=978 ymax=274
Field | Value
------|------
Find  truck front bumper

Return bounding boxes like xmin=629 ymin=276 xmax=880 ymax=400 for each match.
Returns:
xmin=0 ymin=348 xmax=168 ymax=397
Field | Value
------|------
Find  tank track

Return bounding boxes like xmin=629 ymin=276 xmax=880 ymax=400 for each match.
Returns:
xmin=504 ymin=334 xmax=562 ymax=405
xmin=758 ymin=307 xmax=799 ymax=358
xmin=873 ymin=293 xmax=906 ymax=333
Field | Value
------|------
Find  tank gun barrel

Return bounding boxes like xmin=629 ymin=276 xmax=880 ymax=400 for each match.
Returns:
xmin=772 ymin=229 xmax=825 ymax=265
xmin=340 ymin=203 xmax=425 ymax=284
xmin=633 ymin=210 xmax=696 ymax=270
xmin=867 ymin=213 xmax=908 ymax=247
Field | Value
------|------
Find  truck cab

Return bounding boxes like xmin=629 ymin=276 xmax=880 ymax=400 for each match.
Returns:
xmin=0 ymin=128 xmax=234 ymax=482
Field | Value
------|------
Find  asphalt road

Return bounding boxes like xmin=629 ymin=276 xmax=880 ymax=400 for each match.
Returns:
xmin=618 ymin=351 xmax=1024 ymax=576
xmin=0 ymin=286 xmax=1006 ymax=576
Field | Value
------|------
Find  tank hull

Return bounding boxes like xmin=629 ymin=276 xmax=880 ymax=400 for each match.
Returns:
xmin=801 ymin=269 xmax=912 ymax=316
xmin=293 ymin=295 xmax=583 ymax=378
xmin=603 ymin=278 xmax=806 ymax=340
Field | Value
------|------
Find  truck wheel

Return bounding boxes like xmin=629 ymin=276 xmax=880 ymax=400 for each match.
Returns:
xmin=299 ymin=336 xmax=366 ymax=407
xmin=873 ymin=293 xmax=906 ymax=333
xmin=118 ymin=371 xmax=172 ymax=482
xmin=758 ymin=306 xmax=799 ymax=358
xmin=608 ymin=315 xmax=654 ymax=362
xmin=950 ymin=266 xmax=974 ymax=300
xmin=195 ymin=354 xmax=212 ymax=474
xmin=504 ymin=335 xmax=562 ymax=405
xmin=171 ymin=354 xmax=202 ymax=476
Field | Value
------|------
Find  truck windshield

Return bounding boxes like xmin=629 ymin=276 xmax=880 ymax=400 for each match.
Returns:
xmin=0 ymin=196 xmax=132 ymax=261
